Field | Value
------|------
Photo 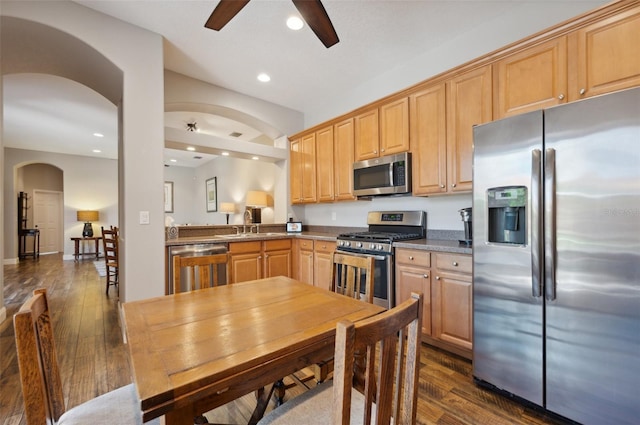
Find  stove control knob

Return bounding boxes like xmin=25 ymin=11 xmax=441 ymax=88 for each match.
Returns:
xmin=369 ymin=243 xmax=376 ymax=250
xmin=356 ymin=242 xmax=363 ymax=248
xmin=377 ymin=244 xmax=383 ymax=250
xmin=345 ymin=241 xmax=351 ymax=247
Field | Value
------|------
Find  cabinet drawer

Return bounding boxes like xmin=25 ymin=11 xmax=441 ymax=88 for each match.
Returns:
xmin=314 ymin=240 xmax=336 ymax=254
xmin=396 ymin=248 xmax=430 ymax=268
xmin=298 ymin=238 xmax=314 ymax=251
xmin=435 ymin=253 xmax=472 ymax=274
xmin=264 ymin=239 xmax=291 ymax=251
xmin=228 ymin=241 xmax=262 ymax=253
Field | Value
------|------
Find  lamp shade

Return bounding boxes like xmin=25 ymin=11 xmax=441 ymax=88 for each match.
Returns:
xmin=77 ymin=210 xmax=99 ymax=222
xmin=220 ymin=202 xmax=235 ymax=213
xmin=246 ymin=191 xmax=268 ymax=207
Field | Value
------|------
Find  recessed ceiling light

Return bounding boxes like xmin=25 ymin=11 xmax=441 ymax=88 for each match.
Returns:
xmin=170 ymin=159 xmax=177 ymax=162
xmin=93 ymin=133 xmax=104 ymax=138
xmin=92 ymin=149 xmax=102 ymax=153
xmin=252 ymin=156 xmax=260 ymax=160
xmin=287 ymin=16 xmax=304 ymax=30
xmin=222 ymin=152 xmax=230 ymax=156
xmin=257 ymin=73 xmax=271 ymax=83
xmin=186 ymin=146 xmax=196 ymax=152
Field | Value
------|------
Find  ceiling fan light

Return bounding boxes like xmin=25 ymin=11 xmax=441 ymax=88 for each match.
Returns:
xmin=287 ymin=16 xmax=304 ymax=30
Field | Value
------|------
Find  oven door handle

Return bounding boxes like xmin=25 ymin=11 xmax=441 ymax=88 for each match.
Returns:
xmin=335 ymin=250 xmax=388 ymax=261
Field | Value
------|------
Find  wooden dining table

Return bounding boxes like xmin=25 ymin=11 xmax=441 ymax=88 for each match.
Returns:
xmin=122 ymin=275 xmax=385 ymax=425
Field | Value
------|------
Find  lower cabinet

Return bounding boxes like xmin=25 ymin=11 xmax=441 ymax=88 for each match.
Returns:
xmin=293 ymin=238 xmax=336 ymax=290
xmin=229 ymin=239 xmax=292 ymax=283
xmin=396 ymin=248 xmax=472 ymax=358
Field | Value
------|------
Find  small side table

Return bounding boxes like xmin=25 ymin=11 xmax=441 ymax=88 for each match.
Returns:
xmin=71 ymin=236 xmax=102 ymax=262
xmin=19 ymin=229 xmax=40 ymax=260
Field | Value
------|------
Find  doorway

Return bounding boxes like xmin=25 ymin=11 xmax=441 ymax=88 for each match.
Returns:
xmin=33 ymin=190 xmax=64 ymax=254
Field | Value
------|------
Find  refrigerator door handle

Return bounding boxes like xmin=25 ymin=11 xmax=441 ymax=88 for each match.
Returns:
xmin=544 ymin=148 xmax=557 ymax=301
xmin=531 ymin=149 xmax=543 ymax=298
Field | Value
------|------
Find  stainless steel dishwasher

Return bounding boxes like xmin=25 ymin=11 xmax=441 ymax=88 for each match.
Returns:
xmin=167 ymin=243 xmax=228 ymax=294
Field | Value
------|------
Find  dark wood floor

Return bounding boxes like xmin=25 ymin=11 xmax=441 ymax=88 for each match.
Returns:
xmin=1 ymin=254 xmax=574 ymax=425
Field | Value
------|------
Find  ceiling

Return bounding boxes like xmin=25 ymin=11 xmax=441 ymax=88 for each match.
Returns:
xmin=2 ymin=0 xmax=606 ymax=167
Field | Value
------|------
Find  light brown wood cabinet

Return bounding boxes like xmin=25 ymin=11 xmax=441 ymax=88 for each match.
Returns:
xmin=313 ymin=240 xmax=337 ymax=291
xmin=410 ymin=83 xmax=447 ymax=196
xmin=295 ymin=238 xmax=314 ymax=284
xmin=432 ymin=253 xmax=473 ymax=353
xmin=290 ymin=134 xmax=316 ymax=204
xmin=316 ymin=126 xmax=335 ymax=202
xmin=395 ymin=248 xmax=432 ymax=336
xmin=568 ymin=6 xmax=640 ymax=101
xmin=229 ymin=239 xmax=292 ymax=283
xmin=333 ymin=118 xmax=356 ymax=201
xmin=396 ymin=248 xmax=472 ymax=358
xmin=493 ymin=37 xmax=568 ymax=119
xmin=355 ymin=98 xmax=409 ymax=161
xmin=446 ymin=65 xmax=492 ymax=193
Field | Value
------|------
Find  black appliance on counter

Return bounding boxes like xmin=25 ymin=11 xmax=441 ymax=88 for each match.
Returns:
xmin=336 ymin=211 xmax=426 ymax=309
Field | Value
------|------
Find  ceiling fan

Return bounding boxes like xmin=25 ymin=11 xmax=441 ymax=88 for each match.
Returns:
xmin=205 ymin=0 xmax=339 ymax=48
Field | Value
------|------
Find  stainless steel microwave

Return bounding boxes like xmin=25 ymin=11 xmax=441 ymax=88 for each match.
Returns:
xmin=353 ymin=152 xmax=411 ymax=197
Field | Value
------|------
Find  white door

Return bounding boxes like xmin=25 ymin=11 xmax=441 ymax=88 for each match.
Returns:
xmin=33 ymin=190 xmax=63 ymax=254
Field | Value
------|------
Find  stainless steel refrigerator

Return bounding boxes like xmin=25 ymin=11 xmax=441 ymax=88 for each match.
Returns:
xmin=472 ymin=87 xmax=640 ymax=425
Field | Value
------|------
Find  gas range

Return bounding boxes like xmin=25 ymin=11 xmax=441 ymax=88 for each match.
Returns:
xmin=337 ymin=211 xmax=426 ymax=255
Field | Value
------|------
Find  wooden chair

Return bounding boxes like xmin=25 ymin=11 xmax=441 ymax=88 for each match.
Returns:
xmin=172 ymin=253 xmax=229 ymax=294
xmin=101 ymin=226 xmax=119 ymax=295
xmin=331 ymin=252 xmax=375 ymax=303
xmin=13 ymin=288 xmax=160 ymax=425
xmin=258 ymin=292 xmax=424 ymax=425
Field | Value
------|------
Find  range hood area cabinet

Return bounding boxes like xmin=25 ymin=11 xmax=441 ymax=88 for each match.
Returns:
xmin=288 ymin=2 xmax=640 ymax=205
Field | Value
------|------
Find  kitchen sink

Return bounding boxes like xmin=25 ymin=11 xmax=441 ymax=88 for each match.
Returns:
xmin=217 ymin=232 xmax=287 ymax=239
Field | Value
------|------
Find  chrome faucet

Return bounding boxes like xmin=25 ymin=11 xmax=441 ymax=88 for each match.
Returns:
xmin=232 ymin=226 xmax=240 ymax=235
xmin=250 ymin=225 xmax=257 ymax=234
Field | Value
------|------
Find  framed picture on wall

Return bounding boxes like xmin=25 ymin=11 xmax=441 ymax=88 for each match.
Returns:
xmin=206 ymin=177 xmax=217 ymax=212
xmin=164 ymin=181 xmax=174 ymax=213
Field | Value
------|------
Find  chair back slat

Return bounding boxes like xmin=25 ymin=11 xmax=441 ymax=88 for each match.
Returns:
xmin=101 ymin=226 xmax=119 ymax=295
xmin=14 ymin=289 xmax=66 ymax=424
xmin=333 ymin=292 xmax=423 ymax=425
xmin=331 ymin=252 xmax=375 ymax=303
xmin=173 ymin=253 xmax=229 ymax=294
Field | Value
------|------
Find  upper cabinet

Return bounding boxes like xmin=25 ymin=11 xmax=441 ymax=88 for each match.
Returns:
xmin=355 ymin=98 xmax=409 ymax=161
xmin=290 ymin=134 xmax=316 ymax=204
xmin=493 ymin=37 xmax=568 ymax=119
xmin=446 ymin=65 xmax=493 ymax=193
xmin=316 ymin=126 xmax=335 ymax=202
xmin=333 ymin=118 xmax=356 ymax=201
xmin=568 ymin=7 xmax=640 ymax=101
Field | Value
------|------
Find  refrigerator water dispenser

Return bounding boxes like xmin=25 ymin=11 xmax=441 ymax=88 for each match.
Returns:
xmin=487 ymin=186 xmax=527 ymax=245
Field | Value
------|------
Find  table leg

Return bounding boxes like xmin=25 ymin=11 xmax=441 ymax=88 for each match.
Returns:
xmin=164 ymin=405 xmax=196 ymax=425
xmin=94 ymin=238 xmax=100 ymax=260
xmin=74 ymin=239 xmax=80 ymax=262
xmin=249 ymin=384 xmax=277 ymax=425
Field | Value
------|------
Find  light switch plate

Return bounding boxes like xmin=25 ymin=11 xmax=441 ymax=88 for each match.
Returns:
xmin=139 ymin=211 xmax=150 ymax=225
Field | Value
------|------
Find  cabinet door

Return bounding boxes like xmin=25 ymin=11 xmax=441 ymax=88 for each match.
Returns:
xmin=264 ymin=249 xmax=292 ymax=278
xmin=313 ymin=241 xmax=336 ymax=291
xmin=410 ymin=84 xmax=447 ymax=196
xmin=446 ymin=65 xmax=492 ymax=193
xmin=297 ymin=239 xmax=315 ymax=285
xmin=494 ymin=36 xmax=568 ymax=119
xmin=334 ymin=118 xmax=356 ymax=201
xmin=432 ymin=273 xmax=472 ymax=350
xmin=230 ymin=252 xmax=261 ymax=283
xmin=379 ymin=97 xmax=410 ymax=156
xmin=301 ymin=133 xmax=317 ymax=202
xmin=290 ymin=139 xmax=303 ymax=204
xmin=354 ymin=108 xmax=380 ymax=161
xmin=569 ymin=7 xmax=640 ymax=101
xmin=316 ymin=126 xmax=335 ymax=202
xmin=396 ymin=264 xmax=432 ymax=336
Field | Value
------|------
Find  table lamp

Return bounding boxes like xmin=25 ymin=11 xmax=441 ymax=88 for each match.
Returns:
xmin=245 ymin=191 xmax=268 ymax=224
xmin=219 ymin=202 xmax=235 ymax=224
xmin=77 ymin=210 xmax=99 ymax=237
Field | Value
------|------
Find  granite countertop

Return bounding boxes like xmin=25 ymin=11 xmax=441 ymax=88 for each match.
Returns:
xmin=166 ymin=231 xmax=472 ymax=254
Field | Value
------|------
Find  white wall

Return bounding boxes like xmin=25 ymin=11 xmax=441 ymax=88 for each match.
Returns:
xmin=3 ymin=1 xmax=165 ymax=302
xmin=165 ymin=156 xmax=287 ymax=226
xmin=4 ymin=148 xmax=118 ymax=260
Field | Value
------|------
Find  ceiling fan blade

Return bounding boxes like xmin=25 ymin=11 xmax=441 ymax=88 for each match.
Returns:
xmin=205 ymin=0 xmax=251 ymax=31
xmin=292 ymin=0 xmax=339 ymax=48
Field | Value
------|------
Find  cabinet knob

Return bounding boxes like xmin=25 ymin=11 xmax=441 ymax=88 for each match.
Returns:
xmin=423 ymin=274 xmax=429 ymax=279
xmin=258 ymin=256 xmax=262 ymax=259
xmin=579 ymin=88 xmax=586 ymax=95
xmin=381 ymin=148 xmax=385 ymax=152
xmin=558 ymin=94 xmax=565 ymax=100
xmin=452 ymin=261 xmax=458 ymax=266
xmin=409 ymin=256 xmax=414 ymax=260
xmin=451 ymin=183 xmax=457 ymax=188
xmin=374 ymin=150 xmax=378 ymax=154
xmin=440 ymin=184 xmax=445 ymax=188
xmin=435 ymin=276 xmax=441 ymax=280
